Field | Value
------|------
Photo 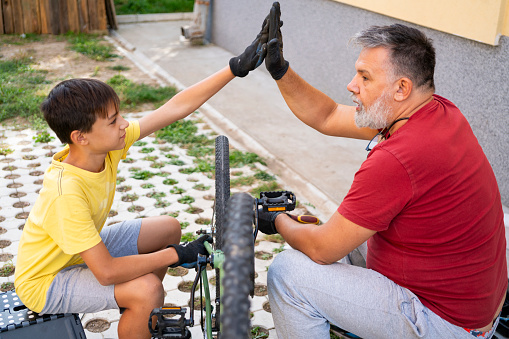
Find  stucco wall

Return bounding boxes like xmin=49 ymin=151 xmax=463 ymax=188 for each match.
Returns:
xmin=210 ymin=0 xmax=509 ymax=207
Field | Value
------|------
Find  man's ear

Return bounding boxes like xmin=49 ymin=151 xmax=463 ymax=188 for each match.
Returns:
xmin=394 ymin=77 xmax=412 ymax=102
xmin=69 ymin=130 xmax=88 ymax=145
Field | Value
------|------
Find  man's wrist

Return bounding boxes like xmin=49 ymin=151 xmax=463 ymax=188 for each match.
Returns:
xmin=273 ymin=212 xmax=288 ymax=232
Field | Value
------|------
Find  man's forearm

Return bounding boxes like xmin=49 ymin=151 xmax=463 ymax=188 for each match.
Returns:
xmin=276 ymin=68 xmax=338 ymax=134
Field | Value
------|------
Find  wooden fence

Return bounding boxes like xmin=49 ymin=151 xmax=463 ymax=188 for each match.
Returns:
xmin=0 ymin=0 xmax=117 ymax=35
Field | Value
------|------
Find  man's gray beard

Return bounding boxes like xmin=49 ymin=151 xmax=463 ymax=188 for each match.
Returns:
xmin=353 ymin=92 xmax=392 ymax=129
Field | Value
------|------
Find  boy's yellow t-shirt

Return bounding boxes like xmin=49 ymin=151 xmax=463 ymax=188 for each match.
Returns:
xmin=14 ymin=121 xmax=140 ymax=313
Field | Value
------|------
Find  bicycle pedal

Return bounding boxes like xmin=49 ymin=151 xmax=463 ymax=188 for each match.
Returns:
xmin=259 ymin=191 xmax=296 ymax=212
xmin=149 ymin=307 xmax=191 ymax=339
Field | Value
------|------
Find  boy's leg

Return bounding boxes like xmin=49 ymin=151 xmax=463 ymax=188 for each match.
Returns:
xmin=114 ymin=273 xmax=164 ymax=339
xmin=102 ymin=215 xmax=181 ymax=281
xmin=137 ymin=215 xmax=181 ymax=280
xmin=267 ymin=249 xmax=476 ymax=339
xmin=103 ymin=216 xmax=181 ymax=338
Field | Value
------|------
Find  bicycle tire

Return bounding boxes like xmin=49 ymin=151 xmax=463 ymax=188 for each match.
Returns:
xmin=220 ymin=193 xmax=255 ymax=339
xmin=214 ymin=135 xmax=230 ymax=251
xmin=214 ymin=135 xmax=230 ymax=335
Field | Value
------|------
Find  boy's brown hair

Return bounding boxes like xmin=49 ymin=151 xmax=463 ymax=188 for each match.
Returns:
xmin=41 ymin=78 xmax=120 ymax=144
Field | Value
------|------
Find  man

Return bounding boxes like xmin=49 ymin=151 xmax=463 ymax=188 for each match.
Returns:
xmin=256 ymin=3 xmax=507 ymax=338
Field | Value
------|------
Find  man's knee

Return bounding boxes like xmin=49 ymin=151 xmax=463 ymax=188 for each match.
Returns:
xmin=268 ymin=249 xmax=306 ymax=289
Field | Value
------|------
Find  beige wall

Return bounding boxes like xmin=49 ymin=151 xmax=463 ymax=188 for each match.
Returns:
xmin=333 ymin=0 xmax=509 ymax=45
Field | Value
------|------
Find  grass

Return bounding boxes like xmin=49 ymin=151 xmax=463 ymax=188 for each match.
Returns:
xmin=0 ymin=33 xmax=177 ymax=129
xmin=0 ymin=54 xmax=49 ymax=124
xmin=65 ymin=32 xmax=119 ymax=61
xmin=250 ymin=181 xmax=281 ymax=198
xmin=107 ymin=75 xmax=177 ymax=110
xmin=230 ymin=150 xmax=266 ymax=167
xmin=114 ymin=0 xmax=194 ymax=15
xmin=156 ymin=119 xmax=212 ymax=147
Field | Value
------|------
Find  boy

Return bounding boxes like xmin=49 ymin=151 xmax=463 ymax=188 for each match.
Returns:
xmin=14 ymin=12 xmax=272 ymax=338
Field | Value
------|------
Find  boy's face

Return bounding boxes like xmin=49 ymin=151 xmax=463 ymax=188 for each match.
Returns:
xmin=86 ymin=104 xmax=129 ymax=153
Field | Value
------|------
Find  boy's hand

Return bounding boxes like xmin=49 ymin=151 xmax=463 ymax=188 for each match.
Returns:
xmin=229 ymin=17 xmax=269 ymax=77
xmin=168 ymin=235 xmax=212 ymax=267
xmin=257 ymin=208 xmax=284 ymax=235
xmin=265 ymin=2 xmax=289 ymax=80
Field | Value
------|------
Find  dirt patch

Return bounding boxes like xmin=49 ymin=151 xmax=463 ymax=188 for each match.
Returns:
xmin=177 ymin=280 xmax=198 ymax=293
xmin=167 ymin=266 xmax=188 ymax=276
xmin=254 ymin=283 xmax=268 ymax=297
xmin=84 ymin=318 xmax=111 ymax=333
xmin=262 ymin=301 xmax=271 ymax=313
xmin=255 ymin=251 xmax=273 ymax=260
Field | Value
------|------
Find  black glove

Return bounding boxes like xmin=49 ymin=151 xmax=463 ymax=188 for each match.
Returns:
xmin=229 ymin=17 xmax=269 ymax=77
xmin=265 ymin=2 xmax=289 ymax=80
xmin=168 ymin=235 xmax=212 ymax=268
xmin=257 ymin=208 xmax=285 ymax=235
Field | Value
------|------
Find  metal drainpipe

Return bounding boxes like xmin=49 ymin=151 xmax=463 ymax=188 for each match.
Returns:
xmin=205 ymin=0 xmax=213 ymax=44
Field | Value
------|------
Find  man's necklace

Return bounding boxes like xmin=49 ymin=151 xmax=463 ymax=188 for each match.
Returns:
xmin=380 ymin=117 xmax=410 ymax=140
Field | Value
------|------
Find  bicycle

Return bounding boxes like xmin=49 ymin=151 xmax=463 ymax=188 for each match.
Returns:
xmin=148 ymin=135 xmax=317 ymax=339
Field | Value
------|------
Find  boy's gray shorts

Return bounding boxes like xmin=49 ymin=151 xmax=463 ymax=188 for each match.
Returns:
xmin=39 ymin=219 xmax=142 ymax=315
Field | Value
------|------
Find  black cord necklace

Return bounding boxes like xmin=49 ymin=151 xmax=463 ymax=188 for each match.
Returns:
xmin=380 ymin=117 xmax=410 ymax=140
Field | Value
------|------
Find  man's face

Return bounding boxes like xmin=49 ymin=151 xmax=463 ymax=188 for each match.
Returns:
xmin=347 ymin=47 xmax=396 ymax=129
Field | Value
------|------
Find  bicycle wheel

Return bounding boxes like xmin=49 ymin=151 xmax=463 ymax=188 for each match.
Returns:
xmin=214 ymin=135 xmax=230 ymax=251
xmin=221 ymin=193 xmax=255 ymax=339
xmin=214 ymin=135 xmax=230 ymax=335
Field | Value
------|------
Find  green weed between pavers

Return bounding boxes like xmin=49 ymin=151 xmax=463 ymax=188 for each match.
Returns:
xmin=181 ymin=232 xmax=198 ymax=242
xmin=114 ymin=0 xmax=194 ymax=15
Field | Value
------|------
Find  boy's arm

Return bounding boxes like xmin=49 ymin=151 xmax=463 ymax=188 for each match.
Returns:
xmin=80 ymin=241 xmax=179 ymax=285
xmin=137 ymin=6 xmax=272 ymax=140
xmin=80 ymin=235 xmax=211 ymax=286
xmin=138 ymin=66 xmax=235 ymax=140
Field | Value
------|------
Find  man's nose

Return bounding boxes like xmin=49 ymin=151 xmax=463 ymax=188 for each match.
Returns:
xmin=347 ymin=76 xmax=359 ymax=94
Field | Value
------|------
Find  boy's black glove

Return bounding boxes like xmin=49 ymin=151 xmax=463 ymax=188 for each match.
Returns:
xmin=265 ymin=2 xmax=289 ymax=80
xmin=229 ymin=17 xmax=269 ymax=77
xmin=257 ymin=208 xmax=285 ymax=235
xmin=168 ymin=235 xmax=212 ymax=268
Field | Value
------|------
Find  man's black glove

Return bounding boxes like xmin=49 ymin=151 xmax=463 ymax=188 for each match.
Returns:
xmin=168 ymin=235 xmax=212 ymax=268
xmin=229 ymin=17 xmax=269 ymax=77
xmin=257 ymin=208 xmax=286 ymax=235
xmin=265 ymin=2 xmax=289 ymax=80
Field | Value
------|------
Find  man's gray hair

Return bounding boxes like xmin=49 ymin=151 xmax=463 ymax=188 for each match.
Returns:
xmin=350 ymin=24 xmax=436 ymax=91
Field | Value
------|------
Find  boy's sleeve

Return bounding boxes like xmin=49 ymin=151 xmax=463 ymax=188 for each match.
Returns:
xmin=43 ymin=195 xmax=102 ymax=255
xmin=121 ymin=120 xmax=140 ymax=159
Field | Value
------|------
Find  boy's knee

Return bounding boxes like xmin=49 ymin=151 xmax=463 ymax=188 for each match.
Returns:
xmin=135 ymin=274 xmax=164 ymax=301
xmin=159 ymin=215 xmax=181 ymax=243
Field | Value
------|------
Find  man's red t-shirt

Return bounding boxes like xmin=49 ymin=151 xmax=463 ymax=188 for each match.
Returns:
xmin=338 ymin=95 xmax=507 ymax=328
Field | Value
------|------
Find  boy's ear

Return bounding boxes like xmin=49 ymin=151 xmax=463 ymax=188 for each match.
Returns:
xmin=69 ymin=130 xmax=88 ymax=145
